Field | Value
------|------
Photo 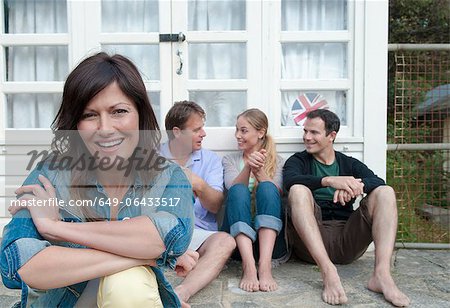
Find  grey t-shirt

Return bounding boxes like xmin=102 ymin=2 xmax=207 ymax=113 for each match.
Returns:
xmin=222 ymin=151 xmax=284 ymax=190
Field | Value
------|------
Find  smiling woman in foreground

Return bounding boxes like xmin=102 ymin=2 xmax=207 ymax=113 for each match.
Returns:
xmin=0 ymin=52 xmax=196 ymax=308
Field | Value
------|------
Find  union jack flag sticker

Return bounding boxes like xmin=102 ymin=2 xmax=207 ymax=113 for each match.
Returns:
xmin=291 ymin=92 xmax=329 ymax=126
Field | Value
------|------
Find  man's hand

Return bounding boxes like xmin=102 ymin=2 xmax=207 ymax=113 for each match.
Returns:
xmin=175 ymin=249 xmax=199 ymax=277
xmin=322 ymin=176 xmax=364 ymax=198
xmin=333 ymin=189 xmax=353 ymax=205
xmin=10 ymin=175 xmax=61 ymax=240
xmin=181 ymin=168 xmax=203 ymax=197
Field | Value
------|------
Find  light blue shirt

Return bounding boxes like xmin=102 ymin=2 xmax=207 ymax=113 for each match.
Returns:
xmin=160 ymin=142 xmax=224 ymax=231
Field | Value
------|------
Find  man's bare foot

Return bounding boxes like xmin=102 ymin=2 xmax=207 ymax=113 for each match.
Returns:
xmin=368 ymin=272 xmax=410 ymax=307
xmin=321 ymin=265 xmax=348 ymax=305
xmin=175 ymin=285 xmax=191 ymax=308
xmin=240 ymin=262 xmax=259 ymax=292
xmin=258 ymin=261 xmax=278 ymax=292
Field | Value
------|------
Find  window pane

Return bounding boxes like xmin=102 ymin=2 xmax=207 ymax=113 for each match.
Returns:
xmin=189 ymin=43 xmax=246 ymax=79
xmin=148 ymin=91 xmax=161 ymax=127
xmin=101 ymin=0 xmax=159 ymax=32
xmin=102 ymin=45 xmax=160 ymax=81
xmin=4 ymin=0 xmax=67 ymax=33
xmin=282 ymin=0 xmax=347 ymax=31
xmin=189 ymin=91 xmax=246 ymax=127
xmin=6 ymin=46 xmax=68 ymax=81
xmin=281 ymin=90 xmax=347 ymax=126
xmin=7 ymin=93 xmax=61 ymax=128
xmin=281 ymin=43 xmax=347 ymax=79
xmin=188 ymin=0 xmax=245 ymax=31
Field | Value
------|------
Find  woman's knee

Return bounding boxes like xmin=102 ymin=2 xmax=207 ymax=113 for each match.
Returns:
xmin=228 ymin=183 xmax=250 ymax=198
xmin=255 ymin=182 xmax=282 ymax=214
xmin=97 ymin=266 xmax=163 ymax=308
xmin=226 ymin=184 xmax=251 ymax=213
xmin=256 ymin=181 xmax=279 ymax=197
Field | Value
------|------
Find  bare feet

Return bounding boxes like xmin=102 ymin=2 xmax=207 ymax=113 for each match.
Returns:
xmin=258 ymin=261 xmax=278 ymax=292
xmin=240 ymin=262 xmax=259 ymax=292
xmin=368 ymin=272 xmax=410 ymax=307
xmin=174 ymin=285 xmax=191 ymax=308
xmin=321 ymin=266 xmax=348 ymax=305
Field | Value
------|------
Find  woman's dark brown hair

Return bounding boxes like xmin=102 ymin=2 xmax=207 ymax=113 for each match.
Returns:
xmin=51 ymin=52 xmax=161 ymax=220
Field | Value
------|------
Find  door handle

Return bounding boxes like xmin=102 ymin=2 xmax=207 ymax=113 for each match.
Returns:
xmin=176 ymin=49 xmax=183 ymax=75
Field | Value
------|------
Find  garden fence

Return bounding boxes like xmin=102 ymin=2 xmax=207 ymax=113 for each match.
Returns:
xmin=388 ymin=44 xmax=450 ymax=244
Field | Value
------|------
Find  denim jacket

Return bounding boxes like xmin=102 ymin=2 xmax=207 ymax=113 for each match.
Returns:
xmin=1 ymin=161 xmax=194 ymax=307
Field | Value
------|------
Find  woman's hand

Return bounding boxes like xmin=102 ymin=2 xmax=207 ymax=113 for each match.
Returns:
xmin=10 ymin=174 xmax=61 ymax=240
xmin=248 ymin=149 xmax=266 ymax=172
xmin=174 ymin=249 xmax=199 ymax=277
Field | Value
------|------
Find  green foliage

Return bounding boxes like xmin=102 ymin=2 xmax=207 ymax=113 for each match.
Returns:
xmin=387 ymin=101 xmax=448 ymax=207
xmin=387 ymin=1 xmax=450 ymax=243
xmin=387 ymin=119 xmax=449 ymax=242
xmin=388 ymin=0 xmax=450 ymax=113
xmin=389 ymin=0 xmax=450 ymax=44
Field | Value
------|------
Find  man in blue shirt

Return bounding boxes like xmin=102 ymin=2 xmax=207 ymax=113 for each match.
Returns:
xmin=161 ymin=101 xmax=236 ymax=307
xmin=283 ymin=109 xmax=410 ymax=307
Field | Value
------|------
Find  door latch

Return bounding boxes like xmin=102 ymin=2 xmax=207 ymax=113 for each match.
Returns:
xmin=159 ymin=32 xmax=186 ymax=43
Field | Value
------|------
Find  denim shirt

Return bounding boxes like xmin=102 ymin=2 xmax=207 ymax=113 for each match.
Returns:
xmin=0 ymin=161 xmax=194 ymax=308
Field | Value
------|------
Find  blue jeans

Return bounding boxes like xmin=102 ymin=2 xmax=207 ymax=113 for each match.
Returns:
xmin=1 ymin=162 xmax=194 ymax=308
xmin=222 ymin=182 xmax=286 ymax=259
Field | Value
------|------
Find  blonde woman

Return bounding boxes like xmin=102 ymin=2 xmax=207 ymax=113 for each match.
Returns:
xmin=222 ymin=108 xmax=285 ymax=292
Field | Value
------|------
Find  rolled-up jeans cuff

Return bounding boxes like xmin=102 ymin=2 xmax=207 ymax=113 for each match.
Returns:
xmin=230 ymin=222 xmax=257 ymax=242
xmin=255 ymin=215 xmax=282 ymax=234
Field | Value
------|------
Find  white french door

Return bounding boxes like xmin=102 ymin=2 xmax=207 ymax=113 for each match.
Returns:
xmin=80 ymin=0 xmax=261 ymax=136
xmin=171 ymin=1 xmax=261 ymax=129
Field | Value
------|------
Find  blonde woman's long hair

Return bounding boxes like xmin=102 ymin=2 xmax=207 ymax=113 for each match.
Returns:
xmin=237 ymin=108 xmax=277 ymax=179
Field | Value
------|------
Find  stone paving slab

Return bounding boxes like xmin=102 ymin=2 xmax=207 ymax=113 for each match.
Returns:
xmin=165 ymin=249 xmax=450 ymax=308
xmin=0 ymin=249 xmax=449 ymax=307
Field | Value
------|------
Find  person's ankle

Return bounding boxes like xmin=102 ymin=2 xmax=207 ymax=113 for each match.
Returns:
xmin=373 ymin=267 xmax=392 ymax=279
xmin=258 ymin=259 xmax=272 ymax=269
xmin=321 ymin=262 xmax=337 ymax=275
xmin=242 ymin=260 xmax=257 ymax=270
xmin=175 ymin=285 xmax=191 ymax=302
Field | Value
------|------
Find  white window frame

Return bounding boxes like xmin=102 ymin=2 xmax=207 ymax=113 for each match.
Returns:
xmin=263 ymin=0 xmax=362 ymax=142
xmin=81 ymin=0 xmax=173 ymax=125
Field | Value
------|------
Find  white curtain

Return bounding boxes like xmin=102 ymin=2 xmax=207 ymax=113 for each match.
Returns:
xmin=7 ymin=0 xmax=348 ymax=129
xmin=189 ymin=91 xmax=246 ymax=127
xmin=281 ymin=43 xmax=347 ymax=79
xmin=187 ymin=0 xmax=246 ymax=126
xmin=280 ymin=0 xmax=348 ymax=127
xmin=6 ymin=0 xmax=161 ymax=128
xmin=101 ymin=0 xmax=159 ymax=33
xmin=188 ymin=0 xmax=245 ymax=31
xmin=282 ymin=0 xmax=347 ymax=31
xmin=6 ymin=0 xmax=67 ymax=128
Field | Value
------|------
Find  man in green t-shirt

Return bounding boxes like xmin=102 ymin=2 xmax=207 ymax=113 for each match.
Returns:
xmin=283 ymin=109 xmax=410 ymax=307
